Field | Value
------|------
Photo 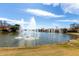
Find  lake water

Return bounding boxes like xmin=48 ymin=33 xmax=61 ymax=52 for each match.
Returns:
xmin=0 ymin=32 xmax=75 ymax=47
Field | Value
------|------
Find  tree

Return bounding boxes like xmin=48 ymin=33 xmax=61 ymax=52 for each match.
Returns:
xmin=61 ymin=28 xmax=67 ymax=33
xmin=10 ymin=24 xmax=20 ymax=32
xmin=70 ymin=23 xmax=79 ymax=29
xmin=70 ymin=23 xmax=79 ymax=32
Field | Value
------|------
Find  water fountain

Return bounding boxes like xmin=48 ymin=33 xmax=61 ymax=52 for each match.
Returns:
xmin=15 ymin=16 xmax=39 ymax=47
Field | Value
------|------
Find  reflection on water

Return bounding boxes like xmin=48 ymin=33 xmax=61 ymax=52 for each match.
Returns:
xmin=0 ymin=32 xmax=77 ymax=47
xmin=0 ymin=32 xmax=19 ymax=47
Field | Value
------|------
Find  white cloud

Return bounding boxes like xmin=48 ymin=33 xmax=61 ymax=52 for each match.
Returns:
xmin=0 ymin=17 xmax=27 ymax=25
xmin=43 ymin=3 xmax=79 ymax=15
xmin=52 ymin=23 xmax=61 ymax=28
xmin=60 ymin=3 xmax=79 ymax=15
xmin=43 ymin=3 xmax=52 ymax=5
xmin=43 ymin=3 xmax=59 ymax=7
xmin=0 ymin=18 xmax=29 ymax=29
xmin=25 ymin=8 xmax=64 ymax=17
xmin=53 ymin=3 xmax=60 ymax=7
xmin=58 ymin=19 xmax=79 ymax=23
xmin=51 ymin=23 xmax=67 ymax=28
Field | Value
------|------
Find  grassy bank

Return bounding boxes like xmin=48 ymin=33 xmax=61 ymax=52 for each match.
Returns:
xmin=0 ymin=43 xmax=79 ymax=56
xmin=67 ymin=32 xmax=79 ymax=36
xmin=0 ymin=33 xmax=79 ymax=56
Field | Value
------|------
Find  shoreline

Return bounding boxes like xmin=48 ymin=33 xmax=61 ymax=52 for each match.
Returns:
xmin=0 ymin=33 xmax=79 ymax=55
xmin=67 ymin=32 xmax=79 ymax=35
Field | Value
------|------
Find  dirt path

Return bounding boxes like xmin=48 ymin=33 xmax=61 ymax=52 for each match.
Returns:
xmin=0 ymin=44 xmax=79 ymax=56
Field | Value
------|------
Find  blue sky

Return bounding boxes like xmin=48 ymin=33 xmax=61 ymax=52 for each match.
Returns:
xmin=0 ymin=3 xmax=79 ymax=29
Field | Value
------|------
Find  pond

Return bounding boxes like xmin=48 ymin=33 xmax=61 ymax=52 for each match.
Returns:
xmin=0 ymin=32 xmax=77 ymax=47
